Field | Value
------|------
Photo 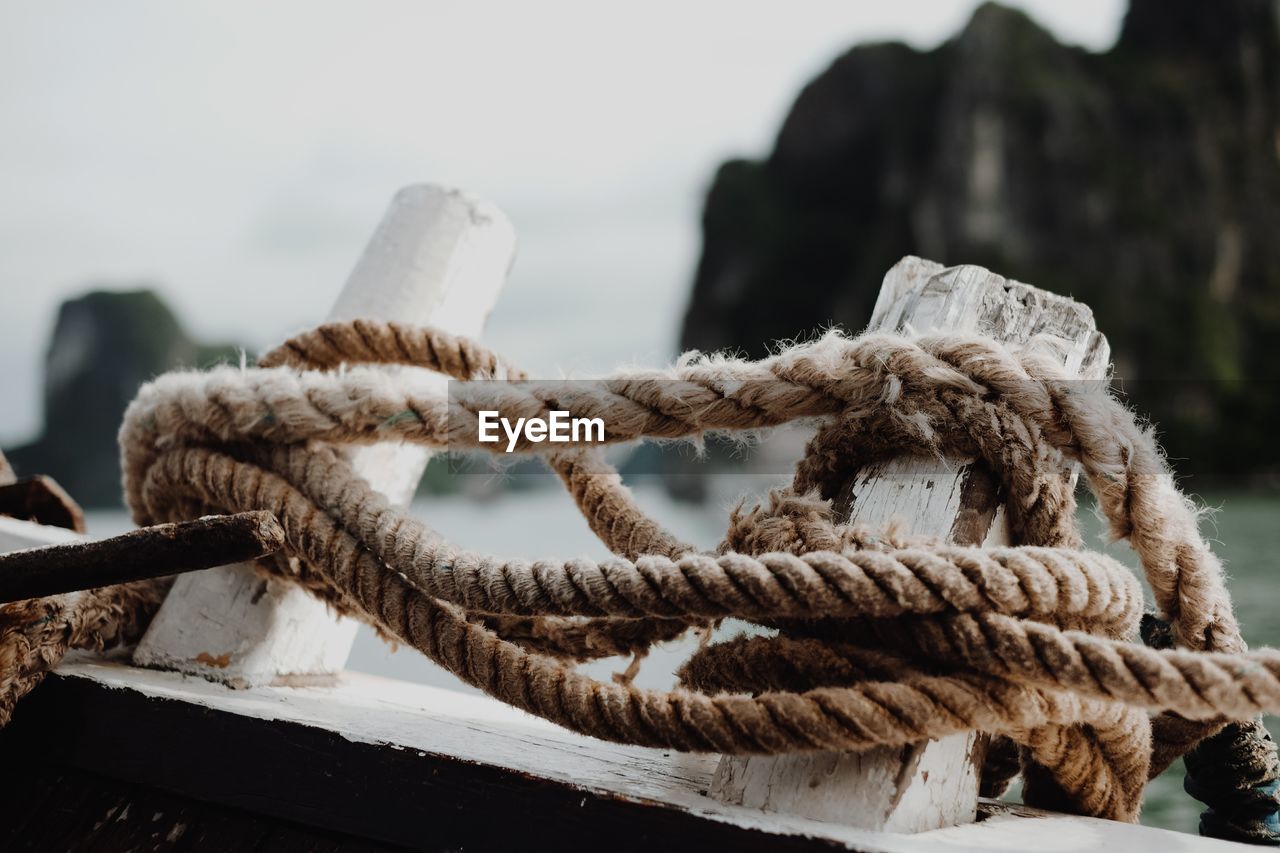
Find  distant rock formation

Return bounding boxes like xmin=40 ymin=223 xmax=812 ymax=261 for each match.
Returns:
xmin=5 ymin=291 xmax=240 ymax=507
xmin=682 ymin=0 xmax=1280 ymax=482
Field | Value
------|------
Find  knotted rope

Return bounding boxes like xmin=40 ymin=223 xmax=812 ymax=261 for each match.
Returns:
xmin=6 ymin=318 xmax=1277 ymax=826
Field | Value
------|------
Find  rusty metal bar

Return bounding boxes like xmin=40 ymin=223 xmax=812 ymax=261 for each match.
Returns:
xmin=0 ymin=512 xmax=285 ymax=603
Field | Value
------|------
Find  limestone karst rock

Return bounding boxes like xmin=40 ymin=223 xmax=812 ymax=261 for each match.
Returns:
xmin=5 ymin=290 xmax=239 ymax=507
xmin=681 ymin=0 xmax=1280 ymax=481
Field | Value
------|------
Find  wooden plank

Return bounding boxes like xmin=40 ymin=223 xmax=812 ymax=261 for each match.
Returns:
xmin=710 ymin=257 xmax=1110 ymax=832
xmin=0 ymin=763 xmax=400 ymax=852
xmin=131 ymin=185 xmax=515 ymax=687
xmin=0 ymin=513 xmax=85 ymax=551
xmin=0 ymin=449 xmax=15 ymax=486
xmin=10 ymin=663 xmax=877 ymax=853
xmin=0 ymin=476 xmax=85 ymax=532
xmin=3 ymin=661 xmax=1241 ymax=852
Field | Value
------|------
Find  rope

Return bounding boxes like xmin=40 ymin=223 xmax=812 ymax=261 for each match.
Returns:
xmin=0 ymin=581 xmax=166 ymax=724
xmin=115 ymin=319 xmax=1280 ymax=823
xmin=4 ymin=317 xmax=1274 ymax=827
xmin=1142 ymin=611 xmax=1280 ymax=842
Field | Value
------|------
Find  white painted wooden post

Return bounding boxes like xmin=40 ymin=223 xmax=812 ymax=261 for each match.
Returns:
xmin=132 ymin=185 xmax=515 ymax=687
xmin=710 ymin=257 xmax=1109 ymax=832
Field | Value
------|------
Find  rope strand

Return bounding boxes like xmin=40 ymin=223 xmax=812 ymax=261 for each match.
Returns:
xmin=7 ymin=318 xmax=1261 ymax=825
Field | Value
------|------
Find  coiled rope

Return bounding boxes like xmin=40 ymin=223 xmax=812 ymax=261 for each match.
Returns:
xmin=5 ymin=318 xmax=1278 ymax=826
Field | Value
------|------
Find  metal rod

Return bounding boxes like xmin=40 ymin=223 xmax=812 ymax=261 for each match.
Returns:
xmin=0 ymin=512 xmax=286 ymax=603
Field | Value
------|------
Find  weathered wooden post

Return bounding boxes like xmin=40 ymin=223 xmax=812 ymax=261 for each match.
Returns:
xmin=710 ymin=257 xmax=1109 ymax=832
xmin=132 ymin=184 xmax=515 ymax=686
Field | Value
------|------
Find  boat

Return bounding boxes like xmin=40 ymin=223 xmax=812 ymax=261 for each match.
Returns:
xmin=0 ymin=185 xmax=1270 ymax=852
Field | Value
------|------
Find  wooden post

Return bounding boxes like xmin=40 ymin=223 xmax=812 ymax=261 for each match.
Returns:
xmin=709 ymin=257 xmax=1109 ymax=832
xmin=132 ymin=185 xmax=515 ymax=687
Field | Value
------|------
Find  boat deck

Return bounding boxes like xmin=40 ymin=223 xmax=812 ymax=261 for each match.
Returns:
xmin=0 ymin=659 xmax=1247 ymax=852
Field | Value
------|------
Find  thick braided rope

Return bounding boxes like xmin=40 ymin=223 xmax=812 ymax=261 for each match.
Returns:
xmin=0 ymin=580 xmax=166 ymax=726
xmin=114 ymin=319 xmax=1264 ymax=823
xmin=122 ymin=324 xmax=1241 ymax=650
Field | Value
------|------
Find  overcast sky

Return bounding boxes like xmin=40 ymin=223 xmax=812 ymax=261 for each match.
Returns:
xmin=0 ymin=0 xmax=1124 ymax=444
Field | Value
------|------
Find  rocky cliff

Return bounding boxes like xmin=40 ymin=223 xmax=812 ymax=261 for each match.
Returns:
xmin=682 ymin=0 xmax=1280 ymax=482
xmin=5 ymin=291 xmax=240 ymax=507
